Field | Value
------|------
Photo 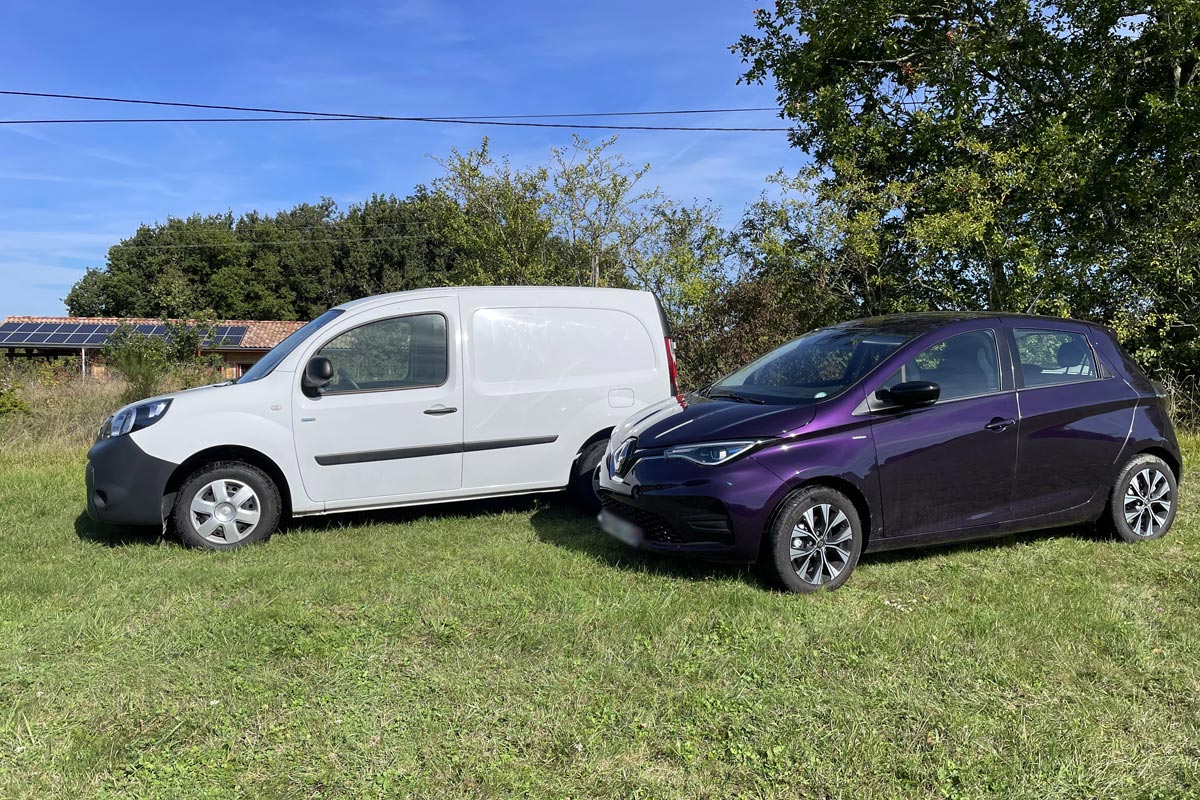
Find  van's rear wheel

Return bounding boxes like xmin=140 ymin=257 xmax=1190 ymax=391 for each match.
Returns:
xmin=570 ymin=439 xmax=607 ymax=514
xmin=173 ymin=461 xmax=280 ymax=549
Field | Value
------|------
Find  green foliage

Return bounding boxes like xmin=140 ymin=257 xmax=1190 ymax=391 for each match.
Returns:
xmin=103 ymin=321 xmax=219 ymax=405
xmin=734 ymin=0 xmax=1200 ymax=377
xmin=0 ymin=382 xmax=30 ymax=416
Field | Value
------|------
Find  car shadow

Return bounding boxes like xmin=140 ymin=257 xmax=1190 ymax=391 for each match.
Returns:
xmin=528 ymin=498 xmax=760 ymax=586
xmin=529 ymin=498 xmax=1112 ymax=585
xmin=860 ymin=522 xmax=1108 ymax=566
xmin=74 ymin=512 xmax=168 ymax=548
xmin=280 ymin=493 xmax=553 ymax=535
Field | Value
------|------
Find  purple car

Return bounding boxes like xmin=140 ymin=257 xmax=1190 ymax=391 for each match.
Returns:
xmin=597 ymin=313 xmax=1182 ymax=592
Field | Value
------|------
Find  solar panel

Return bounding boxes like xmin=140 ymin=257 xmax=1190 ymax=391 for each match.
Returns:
xmin=0 ymin=320 xmax=258 ymax=349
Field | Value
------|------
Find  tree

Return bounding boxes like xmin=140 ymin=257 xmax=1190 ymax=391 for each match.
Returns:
xmin=734 ymin=0 xmax=1200 ymax=375
xmin=432 ymin=140 xmax=562 ymax=285
xmin=549 ymin=135 xmax=662 ymax=287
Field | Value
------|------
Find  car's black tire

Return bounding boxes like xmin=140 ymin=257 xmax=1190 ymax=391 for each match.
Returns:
xmin=172 ymin=460 xmax=281 ymax=550
xmin=569 ymin=439 xmax=608 ymax=514
xmin=1107 ymin=453 xmax=1178 ymax=543
xmin=766 ymin=485 xmax=864 ymax=593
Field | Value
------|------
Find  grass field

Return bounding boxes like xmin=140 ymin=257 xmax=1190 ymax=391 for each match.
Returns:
xmin=1 ymin=435 xmax=1198 ymax=799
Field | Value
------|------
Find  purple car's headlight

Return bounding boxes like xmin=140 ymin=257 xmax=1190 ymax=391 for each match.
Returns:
xmin=664 ymin=440 xmax=763 ymax=466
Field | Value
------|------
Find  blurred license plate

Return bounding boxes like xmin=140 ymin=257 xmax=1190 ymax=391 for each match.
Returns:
xmin=599 ymin=508 xmax=643 ymax=547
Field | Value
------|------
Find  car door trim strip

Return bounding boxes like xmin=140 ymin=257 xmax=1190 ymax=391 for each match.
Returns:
xmin=315 ymin=436 xmax=558 ymax=466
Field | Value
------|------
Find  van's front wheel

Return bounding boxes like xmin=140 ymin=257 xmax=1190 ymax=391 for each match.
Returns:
xmin=173 ymin=461 xmax=281 ymax=549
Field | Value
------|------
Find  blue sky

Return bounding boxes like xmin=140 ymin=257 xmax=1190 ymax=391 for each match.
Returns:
xmin=0 ymin=0 xmax=803 ymax=319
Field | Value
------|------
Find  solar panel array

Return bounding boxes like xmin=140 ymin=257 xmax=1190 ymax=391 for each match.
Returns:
xmin=0 ymin=322 xmax=249 ymax=349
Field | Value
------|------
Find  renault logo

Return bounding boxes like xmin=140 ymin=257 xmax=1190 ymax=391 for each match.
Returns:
xmin=612 ymin=437 xmax=637 ymax=476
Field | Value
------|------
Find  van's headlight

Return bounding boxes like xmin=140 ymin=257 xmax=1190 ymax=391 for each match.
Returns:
xmin=664 ymin=440 xmax=763 ymax=466
xmin=98 ymin=399 xmax=172 ymax=440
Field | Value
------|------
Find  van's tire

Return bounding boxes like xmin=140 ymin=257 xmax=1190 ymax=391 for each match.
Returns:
xmin=172 ymin=461 xmax=281 ymax=550
xmin=765 ymin=486 xmax=863 ymax=593
xmin=569 ymin=439 xmax=607 ymax=514
xmin=1107 ymin=453 xmax=1178 ymax=543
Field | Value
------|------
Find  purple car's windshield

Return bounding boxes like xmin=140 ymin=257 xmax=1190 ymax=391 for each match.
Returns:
xmin=708 ymin=326 xmax=917 ymax=404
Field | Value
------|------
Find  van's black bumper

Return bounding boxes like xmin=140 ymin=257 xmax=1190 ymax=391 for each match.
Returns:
xmin=85 ymin=436 xmax=177 ymax=526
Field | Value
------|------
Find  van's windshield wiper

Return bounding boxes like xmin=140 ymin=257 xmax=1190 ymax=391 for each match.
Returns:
xmin=706 ymin=389 xmax=766 ymax=404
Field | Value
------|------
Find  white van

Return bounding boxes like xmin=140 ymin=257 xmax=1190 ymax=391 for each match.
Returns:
xmin=85 ymin=287 xmax=677 ymax=548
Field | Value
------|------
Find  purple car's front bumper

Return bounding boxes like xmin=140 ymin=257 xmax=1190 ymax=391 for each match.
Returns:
xmin=596 ymin=448 xmax=788 ymax=563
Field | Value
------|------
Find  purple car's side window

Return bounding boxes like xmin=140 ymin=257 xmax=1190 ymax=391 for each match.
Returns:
xmin=1013 ymin=329 xmax=1098 ymax=387
xmin=882 ymin=329 xmax=1001 ymax=402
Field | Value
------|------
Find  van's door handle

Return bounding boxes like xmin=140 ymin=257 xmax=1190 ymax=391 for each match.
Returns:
xmin=985 ymin=417 xmax=1016 ymax=432
xmin=423 ymin=406 xmax=458 ymax=416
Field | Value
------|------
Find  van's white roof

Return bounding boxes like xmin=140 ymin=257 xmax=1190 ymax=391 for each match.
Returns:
xmin=334 ymin=285 xmax=651 ymax=312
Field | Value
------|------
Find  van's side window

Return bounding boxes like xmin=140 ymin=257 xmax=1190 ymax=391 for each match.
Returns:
xmin=880 ymin=329 xmax=1000 ymax=402
xmin=1014 ymin=329 xmax=1097 ymax=387
xmin=316 ymin=314 xmax=447 ymax=394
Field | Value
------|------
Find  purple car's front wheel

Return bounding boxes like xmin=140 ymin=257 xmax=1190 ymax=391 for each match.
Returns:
xmin=767 ymin=486 xmax=864 ymax=593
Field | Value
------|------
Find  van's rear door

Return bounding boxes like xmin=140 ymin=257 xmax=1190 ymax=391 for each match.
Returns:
xmin=292 ymin=298 xmax=464 ymax=508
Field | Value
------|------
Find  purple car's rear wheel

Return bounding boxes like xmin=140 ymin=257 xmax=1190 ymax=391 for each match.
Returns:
xmin=1109 ymin=453 xmax=1178 ymax=543
xmin=766 ymin=485 xmax=864 ymax=593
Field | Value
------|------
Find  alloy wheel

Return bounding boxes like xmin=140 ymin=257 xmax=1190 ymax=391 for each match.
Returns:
xmin=1123 ymin=468 xmax=1173 ymax=538
xmin=789 ymin=503 xmax=853 ymax=585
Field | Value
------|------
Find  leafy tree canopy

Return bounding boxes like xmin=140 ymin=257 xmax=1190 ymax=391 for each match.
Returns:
xmin=735 ymin=0 xmax=1200 ymax=373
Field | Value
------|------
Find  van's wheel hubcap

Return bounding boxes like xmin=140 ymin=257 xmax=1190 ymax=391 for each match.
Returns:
xmin=1124 ymin=468 xmax=1172 ymax=537
xmin=191 ymin=479 xmax=261 ymax=544
xmin=789 ymin=503 xmax=852 ymax=585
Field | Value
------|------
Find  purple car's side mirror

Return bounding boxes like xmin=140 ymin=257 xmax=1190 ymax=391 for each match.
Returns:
xmin=877 ymin=381 xmax=940 ymax=407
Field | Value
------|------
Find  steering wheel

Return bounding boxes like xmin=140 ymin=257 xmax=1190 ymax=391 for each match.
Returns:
xmin=336 ymin=367 xmax=360 ymax=392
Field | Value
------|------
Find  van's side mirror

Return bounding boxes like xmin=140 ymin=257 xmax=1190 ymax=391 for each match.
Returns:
xmin=302 ymin=356 xmax=333 ymax=397
xmin=876 ymin=381 xmax=940 ymax=407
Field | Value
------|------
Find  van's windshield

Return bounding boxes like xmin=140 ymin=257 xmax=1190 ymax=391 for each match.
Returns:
xmin=237 ymin=309 xmax=345 ymax=384
xmin=706 ymin=326 xmax=917 ymax=404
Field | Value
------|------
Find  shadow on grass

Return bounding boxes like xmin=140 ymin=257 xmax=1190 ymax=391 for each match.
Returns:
xmin=529 ymin=496 xmax=1110 ymax=587
xmin=74 ymin=512 xmax=167 ymax=548
xmin=76 ymin=487 xmax=1111 ymax=587
xmin=280 ymin=493 xmax=551 ymax=535
xmin=529 ymin=499 xmax=761 ymax=587
xmin=860 ymin=523 xmax=1108 ymax=567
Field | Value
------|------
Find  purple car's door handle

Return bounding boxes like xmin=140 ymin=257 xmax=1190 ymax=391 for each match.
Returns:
xmin=985 ymin=417 xmax=1016 ymax=432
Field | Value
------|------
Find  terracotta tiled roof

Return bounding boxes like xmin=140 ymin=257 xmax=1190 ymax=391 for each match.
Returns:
xmin=0 ymin=316 xmax=306 ymax=350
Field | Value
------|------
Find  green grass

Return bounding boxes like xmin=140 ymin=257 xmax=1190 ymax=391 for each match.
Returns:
xmin=1 ymin=439 xmax=1198 ymax=799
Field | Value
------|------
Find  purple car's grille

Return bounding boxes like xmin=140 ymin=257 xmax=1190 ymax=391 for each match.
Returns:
xmin=600 ymin=495 xmax=685 ymax=543
xmin=600 ymin=495 xmax=734 ymax=545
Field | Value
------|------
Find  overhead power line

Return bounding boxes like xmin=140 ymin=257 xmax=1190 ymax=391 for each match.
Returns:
xmin=0 ymin=90 xmax=782 ymax=120
xmin=0 ymin=89 xmax=791 ymax=132
xmin=0 ymin=116 xmax=791 ymax=131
